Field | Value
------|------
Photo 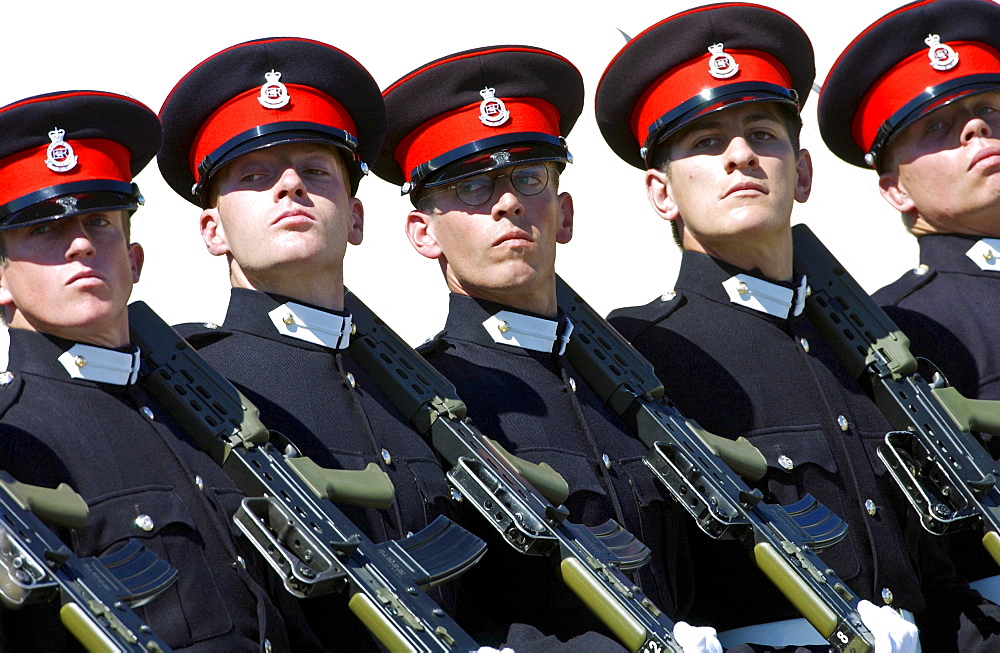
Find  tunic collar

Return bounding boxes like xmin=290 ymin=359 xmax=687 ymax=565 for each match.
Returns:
xmin=918 ymin=233 xmax=1000 ymax=275
xmin=442 ymin=294 xmax=573 ymax=355
xmin=675 ymin=251 xmax=808 ymax=323
xmin=6 ymin=329 xmax=140 ymax=386
xmin=223 ymin=288 xmax=352 ymax=350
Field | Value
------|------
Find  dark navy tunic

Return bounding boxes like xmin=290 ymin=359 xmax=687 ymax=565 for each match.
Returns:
xmin=874 ymin=233 xmax=1000 ymax=585
xmin=179 ymin=288 xmax=455 ymax=651
xmin=419 ymin=293 xmax=693 ymax=650
xmin=609 ymin=250 xmax=1000 ymax=651
xmin=0 ymin=329 xmax=289 ymax=652
xmin=874 ymin=234 xmax=1000 ymax=404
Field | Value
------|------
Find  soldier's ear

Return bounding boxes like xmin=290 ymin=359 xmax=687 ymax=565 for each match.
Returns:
xmin=405 ymin=209 xmax=443 ymax=260
xmin=556 ymin=192 xmax=574 ymax=244
xmin=347 ymin=198 xmax=364 ymax=246
xmin=878 ymin=171 xmax=916 ymax=214
xmin=794 ymin=148 xmax=813 ymax=203
xmin=645 ymin=167 xmax=680 ymax=222
xmin=128 ymin=242 xmax=144 ymax=283
xmin=200 ymin=207 xmax=230 ymax=257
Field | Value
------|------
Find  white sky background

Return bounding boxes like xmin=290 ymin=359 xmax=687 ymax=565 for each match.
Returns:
xmin=5 ymin=0 xmax=917 ymax=346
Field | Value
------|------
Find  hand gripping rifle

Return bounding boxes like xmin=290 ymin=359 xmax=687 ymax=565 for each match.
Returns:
xmin=792 ymin=224 xmax=1000 ymax=568
xmin=554 ymin=275 xmax=876 ymax=653
xmin=127 ymin=301 xmax=485 ymax=652
xmin=0 ymin=472 xmax=176 ymax=652
xmin=345 ymin=289 xmax=683 ymax=653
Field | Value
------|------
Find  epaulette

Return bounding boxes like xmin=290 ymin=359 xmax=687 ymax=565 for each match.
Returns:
xmin=606 ymin=291 xmax=686 ymax=342
xmin=0 ymin=370 xmax=26 ymax=419
xmin=415 ymin=330 xmax=450 ymax=357
xmin=871 ymin=265 xmax=938 ymax=307
xmin=174 ymin=321 xmax=233 ymax=350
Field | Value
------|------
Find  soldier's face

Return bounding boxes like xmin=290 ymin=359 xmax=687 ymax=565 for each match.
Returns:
xmin=407 ymin=163 xmax=573 ymax=313
xmin=0 ymin=211 xmax=141 ymax=348
xmin=648 ymin=103 xmax=811 ymax=257
xmin=880 ymin=91 xmax=1000 ymax=237
xmin=202 ymin=142 xmax=363 ymax=286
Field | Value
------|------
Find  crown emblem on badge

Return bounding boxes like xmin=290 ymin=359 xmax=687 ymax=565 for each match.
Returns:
xmin=708 ymin=43 xmax=740 ymax=79
xmin=259 ymin=69 xmax=290 ymax=109
xmin=491 ymin=150 xmax=511 ymax=166
xmin=925 ymin=34 xmax=959 ymax=71
xmin=479 ymin=87 xmax=510 ymax=127
xmin=44 ymin=127 xmax=78 ymax=173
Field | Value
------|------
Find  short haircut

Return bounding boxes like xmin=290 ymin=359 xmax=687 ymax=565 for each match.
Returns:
xmin=649 ymin=107 xmax=803 ymax=249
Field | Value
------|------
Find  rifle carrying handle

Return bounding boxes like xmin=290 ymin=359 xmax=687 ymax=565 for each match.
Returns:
xmin=0 ymin=475 xmax=89 ymax=530
xmin=285 ymin=460 xmax=395 ymax=510
xmin=486 ymin=437 xmax=570 ymax=507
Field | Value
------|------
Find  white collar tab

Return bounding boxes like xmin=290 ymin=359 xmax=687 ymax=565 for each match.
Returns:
xmin=966 ymin=238 xmax=1000 ymax=272
xmin=722 ymin=274 xmax=807 ymax=319
xmin=57 ymin=343 xmax=140 ymax=386
xmin=482 ymin=310 xmax=573 ymax=355
xmin=268 ymin=302 xmax=352 ymax=350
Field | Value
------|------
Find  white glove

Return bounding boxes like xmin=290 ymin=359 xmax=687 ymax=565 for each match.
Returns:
xmin=474 ymin=648 xmax=514 ymax=653
xmin=673 ymin=620 xmax=723 ymax=653
xmin=857 ymin=600 xmax=919 ymax=653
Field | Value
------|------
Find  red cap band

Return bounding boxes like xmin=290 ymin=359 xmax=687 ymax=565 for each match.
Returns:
xmin=0 ymin=139 xmax=131 ymax=207
xmin=853 ymin=41 xmax=1000 ymax=153
xmin=188 ymin=84 xmax=358 ymax=179
xmin=394 ymin=97 xmax=560 ymax=182
xmin=630 ymin=49 xmax=792 ymax=145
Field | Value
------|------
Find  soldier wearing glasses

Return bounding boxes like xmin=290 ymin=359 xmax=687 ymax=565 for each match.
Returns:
xmin=373 ymin=46 xmax=716 ymax=652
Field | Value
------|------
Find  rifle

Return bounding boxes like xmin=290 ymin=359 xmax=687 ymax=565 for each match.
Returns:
xmin=792 ymin=224 xmax=1000 ymax=567
xmin=0 ymin=471 xmax=176 ymax=652
xmin=127 ymin=301 xmax=485 ymax=652
xmin=554 ymin=276 xmax=875 ymax=653
xmin=345 ymin=289 xmax=684 ymax=653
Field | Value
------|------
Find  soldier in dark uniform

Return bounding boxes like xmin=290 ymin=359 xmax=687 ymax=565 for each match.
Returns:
xmin=593 ymin=3 xmax=994 ymax=650
xmin=371 ymin=46 xmax=717 ymax=652
xmin=156 ymin=38 xmax=463 ymax=651
xmin=818 ymin=0 xmax=1000 ymax=600
xmin=0 ymin=91 xmax=293 ymax=651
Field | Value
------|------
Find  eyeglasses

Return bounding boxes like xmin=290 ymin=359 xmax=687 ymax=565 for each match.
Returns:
xmin=425 ymin=163 xmax=552 ymax=207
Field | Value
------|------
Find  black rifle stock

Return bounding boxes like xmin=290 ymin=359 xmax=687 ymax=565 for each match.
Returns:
xmin=555 ymin=276 xmax=875 ymax=653
xmin=345 ymin=289 xmax=683 ymax=653
xmin=0 ymin=472 xmax=176 ymax=652
xmin=127 ymin=301 xmax=485 ymax=653
xmin=792 ymin=224 xmax=1000 ymax=567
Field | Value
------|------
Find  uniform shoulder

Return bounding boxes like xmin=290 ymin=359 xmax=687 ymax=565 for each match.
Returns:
xmin=871 ymin=266 xmax=937 ymax=307
xmin=0 ymin=370 xmax=24 ymax=420
xmin=415 ymin=329 xmax=451 ymax=358
xmin=174 ymin=321 xmax=233 ymax=350
xmin=606 ymin=292 xmax=685 ymax=341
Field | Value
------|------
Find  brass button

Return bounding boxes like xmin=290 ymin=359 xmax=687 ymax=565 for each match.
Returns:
xmin=914 ymin=264 xmax=930 ymax=276
xmin=195 ymin=475 xmax=204 ymax=491
xmin=74 ymin=356 xmax=87 ymax=368
xmin=497 ymin=321 xmax=511 ymax=334
xmin=837 ymin=415 xmax=849 ymax=431
xmin=0 ymin=372 xmax=14 ymax=386
xmin=568 ymin=378 xmax=577 ymax=393
xmin=736 ymin=282 xmax=750 ymax=296
xmin=602 ymin=454 xmax=612 ymax=470
xmin=381 ymin=448 xmax=392 ymax=466
xmin=778 ymin=455 xmax=794 ymax=471
xmin=799 ymin=338 xmax=809 ymax=352
xmin=865 ymin=499 xmax=877 ymax=516
xmin=345 ymin=372 xmax=356 ymax=389
xmin=141 ymin=406 xmax=155 ymax=420
xmin=881 ymin=588 xmax=894 ymax=605
xmin=282 ymin=313 xmax=295 ymax=325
